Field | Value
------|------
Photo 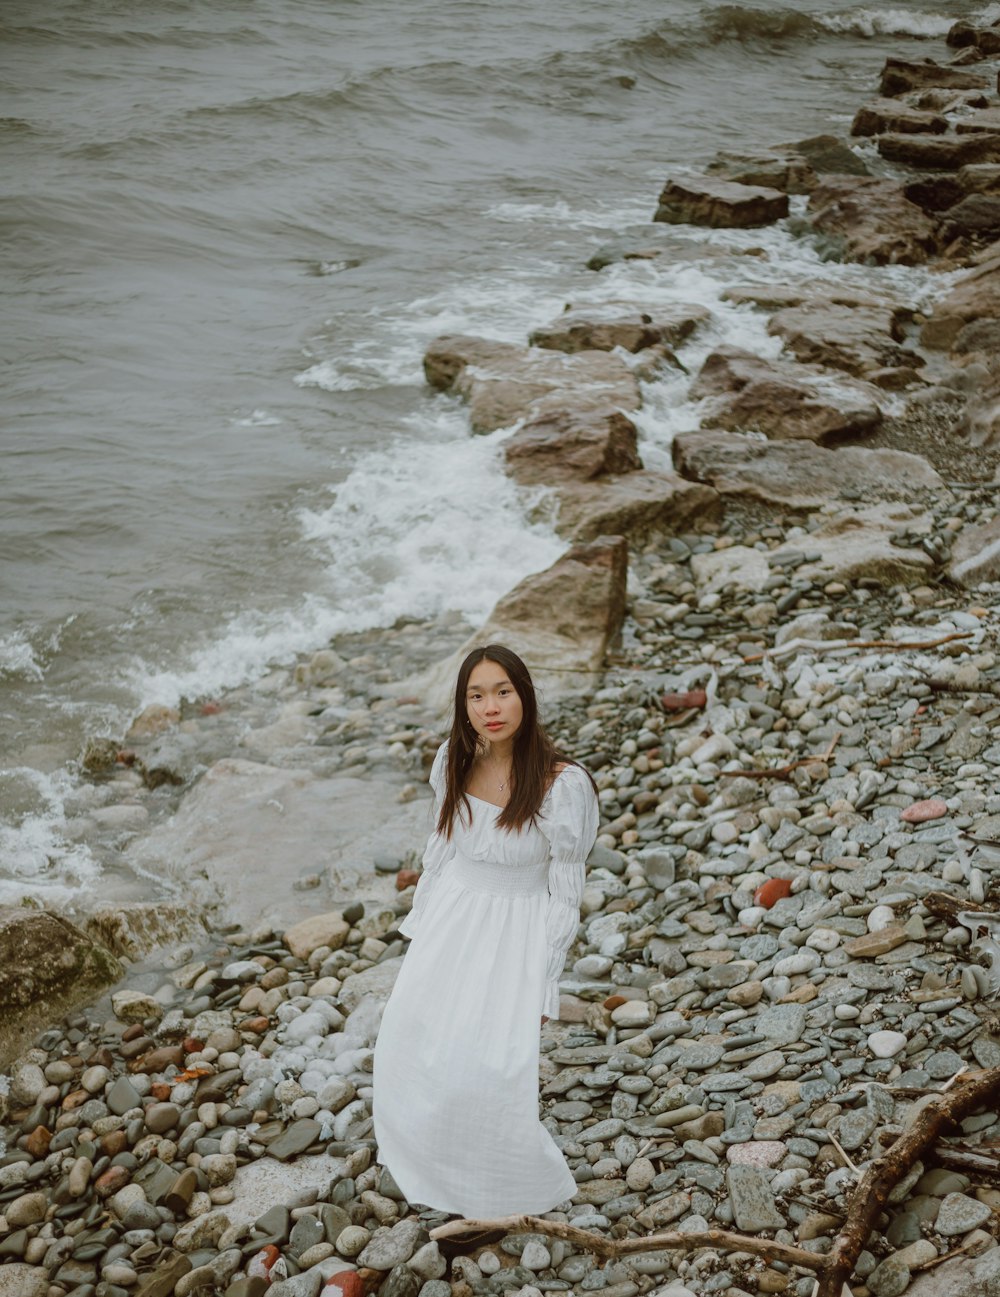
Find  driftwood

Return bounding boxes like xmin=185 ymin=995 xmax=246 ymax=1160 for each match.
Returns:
xmin=430 ymin=1067 xmax=1000 ymax=1297
xmin=717 ymin=731 xmax=840 ymax=781
xmin=742 ymin=629 xmax=973 ymax=664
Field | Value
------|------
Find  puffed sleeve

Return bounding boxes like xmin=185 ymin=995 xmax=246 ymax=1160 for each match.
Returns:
xmin=540 ymin=765 xmax=600 ymax=1019
xmin=398 ymin=741 xmax=453 ymax=941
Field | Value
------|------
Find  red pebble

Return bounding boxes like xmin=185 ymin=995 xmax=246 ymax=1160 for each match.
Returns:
xmin=603 ymin=995 xmax=627 ymax=1011
xmin=25 ymin=1126 xmax=52 ymax=1158
xmin=149 ymin=1082 xmax=172 ymax=1101
xmin=94 ymin=1165 xmax=131 ymax=1198
xmin=900 ymin=797 xmax=947 ymax=824
xmin=239 ymin=1016 xmax=270 ymax=1034
xmin=662 ymin=688 xmax=707 ymax=712
xmin=396 ymin=869 xmax=420 ymax=892
xmin=753 ymin=877 xmax=793 ymax=910
xmin=116 ymin=749 xmax=137 ymax=766
xmin=324 ymin=1273 xmax=367 ymax=1297
xmin=182 ymin=1037 xmax=204 ymax=1054
xmin=200 ymin=701 xmax=223 ymax=715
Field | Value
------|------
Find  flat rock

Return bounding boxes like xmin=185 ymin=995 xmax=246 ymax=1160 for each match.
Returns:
xmin=768 ymin=302 xmax=920 ymax=377
xmin=338 ymin=958 xmax=403 ymax=1011
xmin=552 ymin=471 xmax=720 ymax=544
xmin=950 ymin=516 xmax=1000 ymax=585
xmin=706 ymin=147 xmax=817 ymax=194
xmin=843 ymin=927 xmax=909 ymax=958
xmin=906 ymin=1244 xmax=1000 ymax=1296
xmin=852 ymin=98 xmax=949 ymax=137
xmin=726 ymin=1165 xmax=786 ymax=1231
xmin=284 ymin=913 xmax=350 ymax=960
xmin=691 ymin=346 xmax=883 ymax=442
xmin=673 ymin=431 xmax=943 ymax=510
xmin=655 ymin=175 xmax=789 ymax=228
xmin=423 ymin=335 xmax=640 ymax=433
xmin=690 ymin=546 xmax=770 ymax=595
xmin=879 ymin=58 xmax=988 ymax=97
xmin=263 ymin=1119 xmax=323 ymax=1162
xmin=878 ymin=132 xmax=1000 ymax=170
xmin=805 ymin=177 xmax=940 ymax=267
xmin=775 ymin=505 xmax=936 ymax=587
xmin=727 ymin=1142 xmax=785 ymax=1167
xmin=529 ymin=301 xmax=710 ymax=354
xmin=0 ymin=1265 xmax=49 ymax=1297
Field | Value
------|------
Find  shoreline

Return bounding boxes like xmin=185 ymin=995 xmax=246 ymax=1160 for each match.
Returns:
xmin=4 ymin=15 xmax=1000 ymax=1297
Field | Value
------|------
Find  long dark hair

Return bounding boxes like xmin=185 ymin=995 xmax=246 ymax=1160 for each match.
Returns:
xmin=437 ymin=644 xmax=594 ymax=837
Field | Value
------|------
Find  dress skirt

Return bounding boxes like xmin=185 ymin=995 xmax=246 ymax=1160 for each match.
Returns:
xmin=372 ymin=847 xmax=577 ymax=1217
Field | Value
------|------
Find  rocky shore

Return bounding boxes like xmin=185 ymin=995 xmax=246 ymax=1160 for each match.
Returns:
xmin=5 ymin=16 xmax=1000 ymax=1297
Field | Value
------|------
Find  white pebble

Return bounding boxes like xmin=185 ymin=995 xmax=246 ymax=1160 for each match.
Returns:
xmin=806 ymin=928 xmax=840 ymax=953
xmin=942 ymin=859 xmax=967 ymax=884
xmin=738 ymin=906 xmax=765 ymax=929
xmin=868 ymin=1030 xmax=907 ymax=1059
xmin=835 ymin=1004 xmax=860 ymax=1021
xmin=867 ymin=905 xmax=895 ymax=933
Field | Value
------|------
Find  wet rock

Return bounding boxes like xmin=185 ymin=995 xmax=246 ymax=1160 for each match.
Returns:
xmin=504 ymin=408 xmax=642 ymax=485
xmin=768 ymin=301 xmax=920 ymax=377
xmin=879 ymin=58 xmax=988 ymax=97
xmin=852 ymin=99 xmax=949 ymax=137
xmin=423 ymin=335 xmax=640 ymax=433
xmin=552 ymin=471 xmax=720 ymax=545
xmin=673 ymin=431 xmax=943 ymax=510
xmin=0 ymin=907 xmax=123 ymax=1069
xmin=805 ymin=177 xmax=940 ymax=266
xmin=878 ymin=132 xmax=1000 ymax=170
xmin=706 ymin=147 xmax=817 ymax=194
xmin=529 ymin=301 xmax=710 ymax=354
xmin=654 ymin=175 xmax=789 ymax=228
xmin=86 ymin=902 xmax=209 ymax=960
xmin=922 ymin=247 xmax=1000 ymax=351
xmin=690 ymin=346 xmax=883 ymax=442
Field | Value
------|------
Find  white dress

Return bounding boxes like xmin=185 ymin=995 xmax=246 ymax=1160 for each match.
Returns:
xmin=372 ymin=741 xmax=600 ymax=1218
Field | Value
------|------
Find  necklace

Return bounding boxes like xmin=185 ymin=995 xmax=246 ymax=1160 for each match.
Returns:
xmin=485 ymin=755 xmax=511 ymax=794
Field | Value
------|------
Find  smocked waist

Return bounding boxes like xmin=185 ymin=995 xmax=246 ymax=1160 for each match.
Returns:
xmin=450 ymin=851 xmax=549 ymax=897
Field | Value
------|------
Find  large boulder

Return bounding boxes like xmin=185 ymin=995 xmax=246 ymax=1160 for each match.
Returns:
xmin=672 ymin=430 xmax=944 ymax=509
xmin=504 ymin=408 xmax=642 ymax=485
xmin=949 ymin=515 xmax=1000 ymax=585
xmin=943 ymin=194 xmax=1000 ymax=241
xmin=654 ymin=176 xmax=789 ymax=228
xmin=779 ymin=133 xmax=869 ymax=177
xmin=776 ymin=504 xmax=936 ymax=587
xmin=879 ymin=58 xmax=988 ymax=98
xmin=85 ymin=903 xmax=210 ymax=960
xmin=957 ymin=364 xmax=1000 ymax=447
xmin=0 ymin=909 xmax=123 ymax=1069
xmin=423 ymin=335 xmax=639 ymax=432
xmin=130 ymin=763 xmax=434 ymax=928
xmin=947 ymin=21 xmax=1000 ymax=56
xmin=410 ymin=538 xmax=629 ymax=709
xmin=529 ymin=301 xmax=710 ymax=354
xmin=921 ymin=247 xmax=1000 ymax=349
xmin=705 ymin=148 xmax=816 ymax=194
xmin=878 ymin=132 xmax=1000 ymax=170
xmin=768 ymin=302 xmax=922 ymax=377
xmin=805 ymin=177 xmax=940 ymax=265
xmin=690 ymin=346 xmax=883 ymax=442
xmin=552 ymin=472 xmax=720 ymax=543
xmin=851 ymin=98 xmax=949 ymax=137
xmin=956 ymin=108 xmax=1000 ymax=135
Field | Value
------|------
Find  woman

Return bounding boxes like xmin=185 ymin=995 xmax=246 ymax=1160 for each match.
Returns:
xmin=372 ymin=644 xmax=599 ymax=1218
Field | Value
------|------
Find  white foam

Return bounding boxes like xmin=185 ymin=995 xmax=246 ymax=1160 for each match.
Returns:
xmin=233 ymin=409 xmax=283 ymax=427
xmin=820 ymin=9 xmax=953 ymax=39
xmin=0 ymin=766 xmax=101 ymax=906
xmin=128 ymin=407 xmax=564 ymax=709
xmin=0 ymin=629 xmax=44 ymax=681
xmin=485 ymin=196 xmax=653 ymax=230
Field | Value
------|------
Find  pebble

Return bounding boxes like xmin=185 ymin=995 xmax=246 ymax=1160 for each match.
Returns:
xmin=868 ymin=1031 xmax=908 ymax=1059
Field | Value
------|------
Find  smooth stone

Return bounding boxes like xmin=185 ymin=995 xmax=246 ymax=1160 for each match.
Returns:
xmin=934 ymin=1191 xmax=991 ymax=1235
xmin=868 ymin=1031 xmax=907 ymax=1059
xmin=266 ymin=1119 xmax=322 ymax=1162
xmin=726 ymin=1165 xmax=786 ymax=1231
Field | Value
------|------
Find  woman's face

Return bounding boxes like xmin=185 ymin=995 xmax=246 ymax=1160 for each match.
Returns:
xmin=465 ymin=658 xmax=523 ymax=746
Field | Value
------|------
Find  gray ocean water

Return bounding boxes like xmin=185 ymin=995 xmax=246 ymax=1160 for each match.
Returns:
xmin=0 ymin=0 xmax=986 ymax=904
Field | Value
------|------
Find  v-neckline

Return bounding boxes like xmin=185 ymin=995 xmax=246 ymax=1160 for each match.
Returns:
xmin=467 ymin=791 xmax=504 ymax=812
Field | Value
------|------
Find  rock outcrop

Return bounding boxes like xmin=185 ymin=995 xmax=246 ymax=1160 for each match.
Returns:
xmin=654 ymin=175 xmax=789 ymax=228
xmin=672 ymin=430 xmax=945 ymax=509
xmin=805 ymin=177 xmax=940 ymax=265
xmin=768 ymin=301 xmax=922 ymax=377
xmin=0 ymin=908 xmax=123 ymax=1068
xmin=528 ymin=301 xmax=709 ymax=354
xmin=690 ymin=346 xmax=883 ymax=443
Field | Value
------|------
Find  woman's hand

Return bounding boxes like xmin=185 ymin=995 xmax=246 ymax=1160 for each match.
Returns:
xmin=540 ymin=1015 xmax=549 ymax=1027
